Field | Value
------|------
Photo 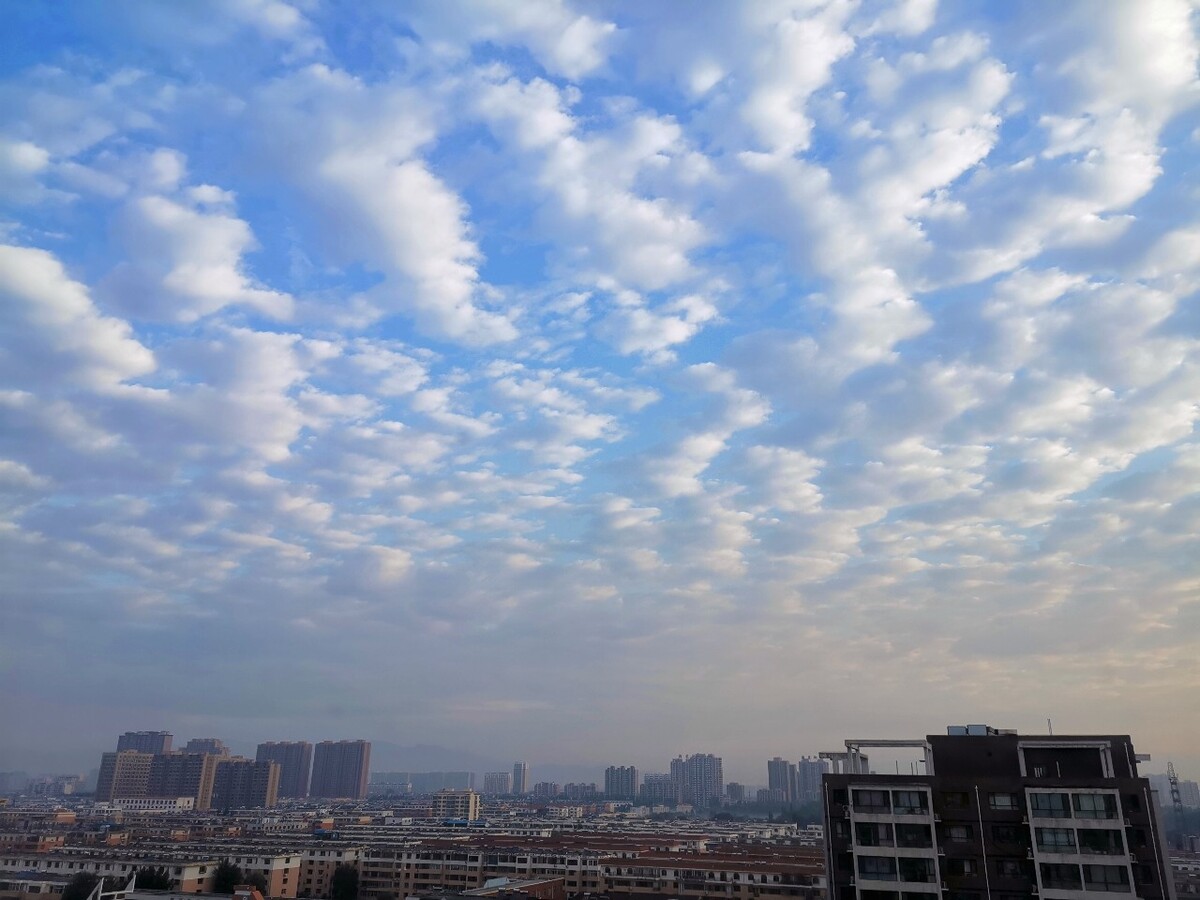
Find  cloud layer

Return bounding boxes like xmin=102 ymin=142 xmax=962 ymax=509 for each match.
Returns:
xmin=1 ymin=0 xmax=1198 ymax=779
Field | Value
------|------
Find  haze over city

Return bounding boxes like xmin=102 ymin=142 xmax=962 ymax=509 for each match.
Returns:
xmin=2 ymin=0 xmax=1199 ymax=781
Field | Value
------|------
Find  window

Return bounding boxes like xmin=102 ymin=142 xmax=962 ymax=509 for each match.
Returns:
xmin=832 ymin=820 xmax=849 ymax=838
xmin=830 ymin=789 xmax=849 ymax=805
xmin=995 ymin=859 xmax=1025 ymax=879
xmin=1073 ymin=794 xmax=1118 ymax=820
xmin=892 ymin=791 xmax=928 ymax=815
xmin=989 ymin=793 xmax=1020 ymax=811
xmin=946 ymin=858 xmax=978 ymax=877
xmin=860 ymin=892 xmax=899 ymax=900
xmin=1039 ymin=863 xmax=1083 ymax=890
xmin=946 ymin=892 xmax=980 ymax=900
xmin=1030 ymin=792 xmax=1070 ymax=818
xmin=898 ymin=858 xmax=935 ymax=884
xmin=945 ymin=824 xmax=974 ymax=842
xmin=1078 ymin=829 xmax=1124 ymax=855
xmin=942 ymin=791 xmax=970 ymax=809
xmin=895 ymin=823 xmax=932 ymax=849
xmin=856 ymin=822 xmax=894 ymax=847
xmin=855 ymin=790 xmax=891 ymax=813
xmin=1083 ymin=865 xmax=1131 ymax=892
xmin=992 ymin=825 xmax=1023 ymax=845
xmin=1036 ymin=828 xmax=1076 ymax=853
xmin=857 ymin=856 xmax=897 ymax=882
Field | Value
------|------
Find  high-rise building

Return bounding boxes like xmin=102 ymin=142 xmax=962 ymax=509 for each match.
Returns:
xmin=256 ymin=741 xmax=313 ymax=799
xmin=146 ymin=751 xmax=220 ymax=810
xmin=184 ymin=738 xmax=229 ymax=756
xmin=532 ymin=782 xmax=560 ymax=798
xmin=797 ymin=756 xmax=830 ymax=803
xmin=726 ymin=782 xmax=746 ymax=803
xmin=116 ymin=732 xmax=173 ymax=754
xmin=211 ymin=758 xmax=279 ymax=809
xmin=512 ymin=762 xmax=530 ymax=795
xmin=640 ymin=773 xmax=681 ymax=805
xmin=671 ymin=754 xmax=723 ymax=808
xmin=431 ymin=789 xmax=480 ymax=821
xmin=768 ymin=757 xmax=798 ymax=803
xmin=822 ymin=726 xmax=1175 ymax=900
xmin=604 ymin=765 xmax=639 ymax=800
xmin=483 ymin=772 xmax=512 ymax=795
xmin=310 ymin=740 xmax=371 ymax=799
xmin=96 ymin=751 xmax=153 ymax=801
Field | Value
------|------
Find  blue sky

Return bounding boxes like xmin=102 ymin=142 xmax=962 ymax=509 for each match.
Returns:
xmin=1 ymin=0 xmax=1198 ymax=782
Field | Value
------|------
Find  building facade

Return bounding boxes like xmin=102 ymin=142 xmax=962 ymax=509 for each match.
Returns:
xmin=769 ymin=758 xmax=799 ymax=804
xmin=256 ymin=742 xmax=314 ymax=799
xmin=604 ymin=766 xmax=638 ymax=801
xmin=146 ymin=752 xmax=220 ymax=811
xmin=513 ymin=763 xmax=530 ymax=796
xmin=483 ymin=772 xmax=512 ymax=795
xmin=116 ymin=733 xmax=173 ymax=754
xmin=797 ymin=757 xmax=831 ymax=804
xmin=310 ymin=741 xmax=371 ymax=800
xmin=183 ymin=739 xmax=229 ymax=756
xmin=96 ymin=752 xmax=154 ymax=802
xmin=822 ymin=726 xmax=1177 ymax=900
xmin=431 ymin=790 xmax=481 ymax=821
xmin=211 ymin=759 xmax=280 ymax=810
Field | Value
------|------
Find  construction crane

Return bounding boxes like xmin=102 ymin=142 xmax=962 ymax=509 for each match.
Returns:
xmin=1168 ymin=761 xmax=1185 ymax=817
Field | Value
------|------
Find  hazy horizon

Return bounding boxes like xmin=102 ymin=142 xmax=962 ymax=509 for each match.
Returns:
xmin=2 ymin=1 xmax=1198 ymax=783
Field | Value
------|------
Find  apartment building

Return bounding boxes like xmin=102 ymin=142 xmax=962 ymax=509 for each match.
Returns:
xmin=822 ymin=726 xmax=1176 ymax=900
xmin=604 ymin=767 xmax=639 ymax=801
xmin=256 ymin=744 xmax=314 ymax=800
xmin=96 ymin=752 xmax=154 ymax=803
xmin=310 ymin=743 xmax=370 ymax=800
xmin=211 ymin=759 xmax=280 ymax=810
xmin=432 ymin=791 xmax=481 ymax=822
xmin=116 ymin=733 xmax=173 ymax=755
xmin=484 ymin=773 xmax=513 ymax=796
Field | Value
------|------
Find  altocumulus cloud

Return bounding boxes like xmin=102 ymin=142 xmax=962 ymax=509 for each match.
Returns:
xmin=0 ymin=0 xmax=1198 ymax=777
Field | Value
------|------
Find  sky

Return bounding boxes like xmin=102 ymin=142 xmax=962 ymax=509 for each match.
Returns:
xmin=1 ymin=0 xmax=1199 ymax=785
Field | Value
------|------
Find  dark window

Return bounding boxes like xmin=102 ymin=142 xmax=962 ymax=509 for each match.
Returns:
xmin=895 ymin=823 xmax=932 ymax=848
xmin=946 ymin=893 xmax=980 ymax=900
xmin=1073 ymin=793 xmax=1118 ymax=819
xmin=988 ymin=792 xmax=1021 ymax=811
xmin=832 ymin=820 xmax=849 ymax=838
xmin=860 ymin=892 xmax=899 ymax=900
xmin=830 ymin=789 xmax=848 ymax=805
xmin=854 ymin=790 xmax=891 ymax=813
xmin=946 ymin=858 xmax=978 ymax=877
xmin=1135 ymin=865 xmax=1155 ymax=885
xmin=892 ymin=790 xmax=928 ymax=815
xmin=856 ymin=822 xmax=894 ymax=847
xmin=1078 ymin=829 xmax=1124 ymax=855
xmin=1125 ymin=794 xmax=1140 ymax=811
xmin=1035 ymin=827 xmax=1076 ymax=853
xmin=995 ymin=859 xmax=1025 ymax=879
xmin=1083 ymin=865 xmax=1131 ymax=892
xmin=898 ymin=858 xmax=935 ymax=884
xmin=1030 ymin=792 xmax=1070 ymax=818
xmin=1040 ymin=863 xmax=1082 ymax=891
xmin=945 ymin=823 xmax=974 ymax=842
xmin=857 ymin=856 xmax=897 ymax=881
xmin=992 ymin=825 xmax=1023 ymax=845
xmin=942 ymin=791 xmax=970 ymax=809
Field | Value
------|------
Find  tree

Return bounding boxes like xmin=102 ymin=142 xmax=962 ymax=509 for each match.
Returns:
xmin=62 ymin=873 xmax=100 ymax=900
xmin=212 ymin=861 xmax=243 ymax=894
xmin=330 ymin=865 xmax=358 ymax=900
xmin=135 ymin=867 xmax=173 ymax=890
xmin=244 ymin=873 xmax=269 ymax=895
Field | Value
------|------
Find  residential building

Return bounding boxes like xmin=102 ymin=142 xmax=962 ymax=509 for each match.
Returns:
xmin=769 ymin=758 xmax=798 ymax=803
xmin=109 ymin=797 xmax=195 ymax=811
xmin=727 ymin=782 xmax=746 ymax=803
xmin=483 ymin=772 xmax=512 ymax=795
xmin=604 ymin=766 xmax=638 ymax=801
xmin=310 ymin=741 xmax=370 ymax=800
xmin=184 ymin=739 xmax=229 ymax=757
xmin=673 ymin=754 xmax=723 ymax=809
xmin=256 ymin=742 xmax=313 ymax=799
xmin=211 ymin=758 xmax=280 ymax=809
xmin=96 ymin=752 xmax=153 ymax=802
xmin=146 ymin=751 xmax=221 ymax=810
xmin=116 ymin=732 xmax=173 ymax=754
xmin=432 ymin=790 xmax=481 ymax=821
xmin=797 ymin=756 xmax=830 ymax=804
xmin=640 ymin=773 xmax=681 ymax=806
xmin=512 ymin=763 xmax=530 ymax=796
xmin=822 ymin=725 xmax=1176 ymax=900
xmin=532 ymin=783 xmax=560 ymax=799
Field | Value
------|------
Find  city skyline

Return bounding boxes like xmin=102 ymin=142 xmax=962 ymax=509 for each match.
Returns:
xmin=2 ymin=0 xmax=1199 ymax=778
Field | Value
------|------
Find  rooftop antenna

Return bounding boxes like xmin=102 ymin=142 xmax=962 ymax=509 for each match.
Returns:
xmin=1047 ymin=718 xmax=1053 ymax=735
